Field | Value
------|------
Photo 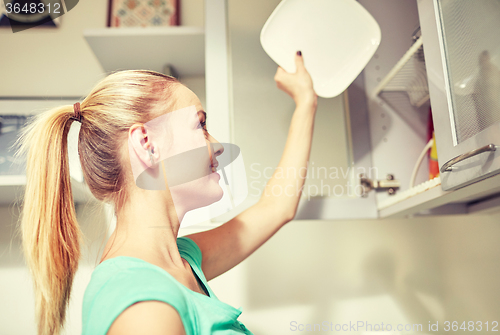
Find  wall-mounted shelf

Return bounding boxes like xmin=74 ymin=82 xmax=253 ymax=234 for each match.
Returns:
xmin=0 ymin=175 xmax=94 ymax=205
xmin=0 ymin=99 xmax=93 ymax=206
xmin=83 ymin=26 xmax=205 ymax=77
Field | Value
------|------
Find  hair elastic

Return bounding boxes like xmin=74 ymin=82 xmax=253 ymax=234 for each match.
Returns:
xmin=70 ymin=102 xmax=82 ymax=123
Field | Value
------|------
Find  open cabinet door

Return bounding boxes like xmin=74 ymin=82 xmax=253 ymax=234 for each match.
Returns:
xmin=359 ymin=0 xmax=436 ymax=218
xmin=417 ymin=0 xmax=500 ymax=192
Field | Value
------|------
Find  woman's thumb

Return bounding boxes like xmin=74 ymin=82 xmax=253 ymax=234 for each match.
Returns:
xmin=295 ymin=51 xmax=305 ymax=71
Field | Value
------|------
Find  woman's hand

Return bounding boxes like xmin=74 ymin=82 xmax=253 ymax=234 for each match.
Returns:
xmin=274 ymin=51 xmax=318 ymax=107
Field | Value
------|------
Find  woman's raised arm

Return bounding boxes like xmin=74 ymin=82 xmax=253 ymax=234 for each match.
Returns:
xmin=186 ymin=51 xmax=318 ymax=281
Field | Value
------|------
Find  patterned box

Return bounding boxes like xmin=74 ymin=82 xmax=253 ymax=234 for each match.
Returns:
xmin=107 ymin=0 xmax=180 ymax=27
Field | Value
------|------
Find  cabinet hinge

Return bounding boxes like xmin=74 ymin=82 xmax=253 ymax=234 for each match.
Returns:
xmin=359 ymin=174 xmax=400 ymax=197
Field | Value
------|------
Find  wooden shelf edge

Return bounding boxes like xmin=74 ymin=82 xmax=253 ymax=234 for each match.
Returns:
xmin=83 ymin=26 xmax=205 ymax=37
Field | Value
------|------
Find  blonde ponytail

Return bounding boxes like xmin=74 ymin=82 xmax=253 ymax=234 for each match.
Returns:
xmin=15 ymin=106 xmax=83 ymax=335
xmin=13 ymin=70 xmax=179 ymax=335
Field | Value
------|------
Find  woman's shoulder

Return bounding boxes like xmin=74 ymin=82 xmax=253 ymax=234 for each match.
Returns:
xmin=82 ymin=254 xmax=194 ymax=335
xmin=86 ymin=236 xmax=200 ymax=290
xmin=85 ymin=255 xmax=177 ymax=289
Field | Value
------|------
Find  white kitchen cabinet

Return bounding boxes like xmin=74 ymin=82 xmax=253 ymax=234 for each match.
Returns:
xmin=336 ymin=0 xmax=500 ymax=218
xmin=342 ymin=0 xmax=500 ymax=218
xmin=226 ymin=0 xmax=500 ymax=220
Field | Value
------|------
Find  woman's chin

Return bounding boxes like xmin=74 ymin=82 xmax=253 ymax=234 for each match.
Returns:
xmin=216 ymin=186 xmax=224 ymax=202
xmin=170 ymin=173 xmax=224 ymax=211
xmin=211 ymin=173 xmax=224 ymax=202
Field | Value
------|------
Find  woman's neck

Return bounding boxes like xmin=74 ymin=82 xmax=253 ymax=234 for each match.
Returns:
xmin=105 ymin=188 xmax=188 ymax=271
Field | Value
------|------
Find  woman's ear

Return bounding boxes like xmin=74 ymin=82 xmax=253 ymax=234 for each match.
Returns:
xmin=129 ymin=124 xmax=160 ymax=168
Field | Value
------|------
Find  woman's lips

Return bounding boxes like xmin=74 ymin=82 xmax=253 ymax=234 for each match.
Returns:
xmin=210 ymin=161 xmax=219 ymax=170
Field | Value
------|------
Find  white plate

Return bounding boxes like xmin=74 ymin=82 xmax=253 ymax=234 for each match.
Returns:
xmin=260 ymin=0 xmax=381 ymax=98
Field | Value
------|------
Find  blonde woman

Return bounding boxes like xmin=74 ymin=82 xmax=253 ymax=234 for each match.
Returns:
xmin=15 ymin=51 xmax=317 ymax=335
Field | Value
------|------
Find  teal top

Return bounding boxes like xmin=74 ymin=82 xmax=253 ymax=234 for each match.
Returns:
xmin=82 ymin=236 xmax=253 ymax=335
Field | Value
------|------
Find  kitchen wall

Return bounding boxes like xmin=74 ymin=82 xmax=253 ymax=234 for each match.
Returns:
xmin=1 ymin=0 xmax=499 ymax=335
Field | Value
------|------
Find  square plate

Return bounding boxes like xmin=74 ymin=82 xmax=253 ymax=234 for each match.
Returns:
xmin=260 ymin=0 xmax=381 ymax=98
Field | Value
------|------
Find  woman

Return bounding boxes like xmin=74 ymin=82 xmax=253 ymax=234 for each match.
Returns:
xmin=15 ymin=51 xmax=317 ymax=335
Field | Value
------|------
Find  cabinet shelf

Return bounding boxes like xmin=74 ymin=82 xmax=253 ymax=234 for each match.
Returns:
xmin=0 ymin=110 xmax=93 ymax=205
xmin=0 ymin=175 xmax=95 ymax=205
xmin=83 ymin=26 xmax=205 ymax=77
xmin=378 ymin=173 xmax=500 ymax=218
xmin=371 ymin=36 xmax=429 ymax=108
xmin=378 ymin=176 xmax=442 ymax=212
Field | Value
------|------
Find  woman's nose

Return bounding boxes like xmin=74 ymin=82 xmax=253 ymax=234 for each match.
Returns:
xmin=209 ymin=136 xmax=224 ymax=157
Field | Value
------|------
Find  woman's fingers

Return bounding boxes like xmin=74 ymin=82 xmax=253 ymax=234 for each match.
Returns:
xmin=275 ymin=52 xmax=305 ymax=77
xmin=274 ymin=51 xmax=317 ymax=104
xmin=274 ymin=67 xmax=293 ymax=97
xmin=274 ymin=66 xmax=285 ymax=80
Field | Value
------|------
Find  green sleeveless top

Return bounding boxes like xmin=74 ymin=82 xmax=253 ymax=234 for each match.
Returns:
xmin=82 ymin=236 xmax=253 ymax=335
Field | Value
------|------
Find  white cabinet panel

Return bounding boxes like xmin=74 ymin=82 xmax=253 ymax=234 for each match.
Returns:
xmin=418 ymin=0 xmax=500 ymax=191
